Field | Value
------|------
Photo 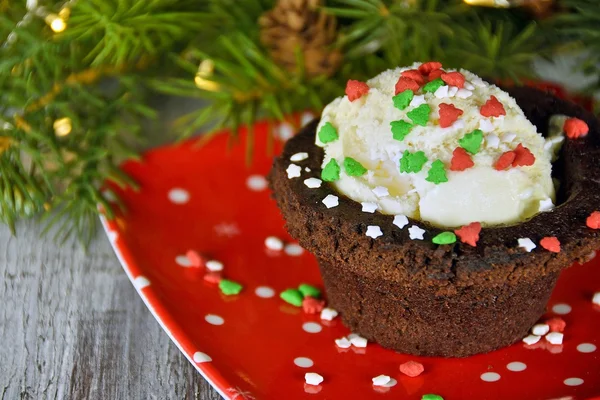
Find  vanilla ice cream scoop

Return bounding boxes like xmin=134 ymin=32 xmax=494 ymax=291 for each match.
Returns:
xmin=316 ymin=62 xmax=557 ymax=227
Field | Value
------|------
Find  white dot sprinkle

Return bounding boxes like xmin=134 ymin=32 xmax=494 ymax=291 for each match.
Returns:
xmin=448 ymin=86 xmax=459 ymax=97
xmin=465 ymin=82 xmax=475 ymax=90
xmin=480 ymin=372 xmax=501 ymax=382
xmin=320 ymin=307 xmax=338 ymax=321
xmin=305 ymin=372 xmax=323 ymax=386
xmin=265 ymin=236 xmax=284 ymax=251
xmin=205 ymin=314 xmax=224 ymax=325
xmin=546 ymin=332 xmax=564 ymax=345
xmin=305 ymin=167 xmax=311 ymax=172
xmin=335 ymin=337 xmax=351 ymax=349
xmin=383 ymin=378 xmax=397 ymax=388
xmin=301 ymin=112 xmax=315 ymax=127
xmin=304 ymin=178 xmax=322 ymax=188
xmin=408 ymin=225 xmax=425 ymax=240
xmin=456 ymin=89 xmax=473 ymax=99
xmin=410 ymin=95 xmax=426 ymax=107
xmin=393 ymin=214 xmax=409 ymax=229
xmin=286 ymin=164 xmax=302 ymax=179
xmin=134 ymin=276 xmax=150 ymax=289
xmin=255 ymin=286 xmax=275 ymax=298
xmin=284 ymin=243 xmax=304 ymax=256
xmin=506 ymin=362 xmax=527 ymax=372
xmin=302 ymin=322 xmax=322 ymax=333
xmin=246 ymin=175 xmax=268 ymax=191
xmin=552 ymin=303 xmax=572 ymax=315
xmin=518 ymin=238 xmax=536 ymax=252
xmin=577 ymin=343 xmax=596 ymax=353
xmin=479 ymin=119 xmax=494 ymax=132
xmin=277 ymin=122 xmax=294 ymax=141
xmin=206 ymin=260 xmax=224 ymax=272
xmin=361 ymin=202 xmax=378 ymax=213
xmin=193 ymin=352 xmax=212 ymax=363
xmin=372 ymin=186 xmax=389 ymax=197
xmin=539 ymin=197 xmax=555 ymax=212
xmin=532 ymin=323 xmax=550 ymax=336
xmin=592 ymin=292 xmax=600 ymax=306
xmin=290 ymin=152 xmax=309 ymax=162
xmin=522 ymin=334 xmax=541 ymax=345
xmin=434 ymin=85 xmax=449 ymax=98
xmin=294 ymin=357 xmax=314 ymax=368
xmin=175 ymin=255 xmax=192 ymax=267
xmin=563 ymin=377 xmax=584 ymax=387
xmin=168 ymin=188 xmax=190 ymax=204
xmin=322 ymin=194 xmax=339 ymax=208
xmin=486 ymin=134 xmax=500 ymax=148
xmin=372 ymin=375 xmax=391 ymax=387
xmin=350 ymin=335 xmax=367 ymax=348
xmin=501 ymin=132 xmax=517 ymax=143
xmin=366 ymin=225 xmax=383 ymax=239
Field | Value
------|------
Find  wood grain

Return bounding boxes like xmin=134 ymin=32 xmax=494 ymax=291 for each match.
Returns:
xmin=0 ymin=220 xmax=221 ymax=399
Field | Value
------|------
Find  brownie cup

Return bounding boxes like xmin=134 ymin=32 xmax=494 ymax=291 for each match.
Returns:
xmin=269 ymin=86 xmax=600 ymax=357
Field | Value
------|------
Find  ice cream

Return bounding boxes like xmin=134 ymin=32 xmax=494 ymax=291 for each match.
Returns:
xmin=316 ymin=62 xmax=557 ymax=227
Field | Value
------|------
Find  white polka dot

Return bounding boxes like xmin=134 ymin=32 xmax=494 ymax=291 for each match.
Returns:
xmin=193 ymin=352 xmax=212 ymax=363
xmin=205 ymin=314 xmax=224 ymax=325
xmin=506 ymin=362 xmax=527 ymax=372
xmin=134 ymin=276 xmax=150 ymax=289
xmin=284 ymin=244 xmax=304 ymax=256
xmin=294 ymin=357 xmax=314 ymax=368
xmin=383 ymin=378 xmax=397 ymax=388
xmin=175 ymin=255 xmax=191 ymax=267
xmin=246 ymin=175 xmax=268 ymax=191
xmin=480 ymin=372 xmax=501 ymax=382
xmin=302 ymin=322 xmax=322 ymax=333
xmin=563 ymin=377 xmax=584 ymax=386
xmin=577 ymin=343 xmax=596 ymax=353
xmin=552 ymin=303 xmax=572 ymax=315
xmin=168 ymin=188 xmax=190 ymax=204
xmin=255 ymin=286 xmax=275 ymax=298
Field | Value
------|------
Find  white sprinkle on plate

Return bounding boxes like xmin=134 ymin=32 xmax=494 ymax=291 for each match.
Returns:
xmin=518 ymin=238 xmax=536 ymax=252
xmin=393 ymin=214 xmax=409 ymax=229
xmin=546 ymin=332 xmax=564 ymax=345
xmin=286 ymin=164 xmax=302 ymax=179
xmin=408 ymin=225 xmax=425 ymax=240
xmin=334 ymin=337 xmax=351 ymax=349
xmin=372 ymin=375 xmax=391 ymax=387
xmin=322 ymin=195 xmax=339 ymax=208
xmin=366 ymin=225 xmax=383 ymax=239
xmin=265 ymin=236 xmax=284 ymax=251
xmin=206 ymin=260 xmax=224 ymax=272
xmin=305 ymin=372 xmax=323 ymax=386
xmin=290 ymin=152 xmax=309 ymax=162
xmin=320 ymin=307 xmax=338 ymax=321
xmin=522 ymin=334 xmax=541 ymax=345
xmin=304 ymin=178 xmax=322 ymax=188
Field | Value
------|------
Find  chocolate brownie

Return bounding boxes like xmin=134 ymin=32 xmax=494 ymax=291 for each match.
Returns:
xmin=268 ymin=86 xmax=600 ymax=357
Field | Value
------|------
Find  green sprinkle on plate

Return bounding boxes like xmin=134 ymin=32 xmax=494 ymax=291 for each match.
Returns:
xmin=280 ymin=289 xmax=304 ymax=306
xmin=219 ymin=279 xmax=243 ymax=296
xmin=298 ymin=284 xmax=321 ymax=298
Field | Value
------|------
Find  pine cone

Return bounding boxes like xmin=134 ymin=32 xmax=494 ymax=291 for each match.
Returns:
xmin=259 ymin=0 xmax=342 ymax=78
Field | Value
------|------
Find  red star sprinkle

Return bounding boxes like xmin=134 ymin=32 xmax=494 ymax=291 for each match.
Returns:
xmin=439 ymin=103 xmax=463 ymax=128
xmin=428 ymin=69 xmax=445 ymax=80
xmin=204 ymin=271 xmax=222 ymax=284
xmin=441 ymin=71 xmax=465 ymax=88
xmin=450 ymin=147 xmax=474 ymax=171
xmin=395 ymin=77 xmax=420 ymax=95
xmin=587 ymin=211 xmax=600 ymax=229
xmin=494 ymin=151 xmax=516 ymax=171
xmin=480 ymin=95 xmax=506 ymax=117
xmin=345 ymin=79 xmax=370 ymax=101
xmin=454 ymin=222 xmax=481 ymax=247
xmin=540 ymin=236 xmax=561 ymax=253
xmin=546 ymin=317 xmax=566 ymax=333
xmin=564 ymin=117 xmax=589 ymax=139
xmin=418 ymin=61 xmax=443 ymax=75
xmin=512 ymin=143 xmax=536 ymax=167
xmin=302 ymin=297 xmax=325 ymax=314
xmin=399 ymin=361 xmax=425 ymax=377
xmin=186 ymin=249 xmax=205 ymax=268
xmin=401 ymin=69 xmax=426 ymax=85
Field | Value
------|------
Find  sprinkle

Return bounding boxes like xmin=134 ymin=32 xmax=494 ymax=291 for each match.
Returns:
xmin=501 ymin=132 xmax=517 ymax=143
xmin=286 ymin=164 xmax=302 ymax=179
xmin=395 ymin=77 xmax=420 ymax=95
xmin=539 ymin=197 xmax=554 ymax=212
xmin=546 ymin=332 xmax=564 ymax=345
xmin=302 ymin=297 xmax=325 ymax=314
xmin=422 ymin=395 xmax=444 ymax=400
xmin=459 ymin=129 xmax=483 ymax=154
xmin=480 ymin=95 xmax=506 ymax=117
xmin=399 ymin=361 xmax=425 ymax=377
xmin=522 ymin=334 xmax=541 ymax=345
xmin=407 ymin=104 xmax=431 ymax=127
xmin=586 ymin=211 xmax=600 ymax=229
xmin=418 ymin=61 xmax=442 ymax=75
xmin=305 ymin=167 xmax=311 ymax=172
xmin=432 ymin=231 xmax=456 ymax=245
xmin=206 ymin=260 xmax=224 ymax=271
xmin=219 ymin=279 xmax=243 ymax=295
xmin=400 ymin=150 xmax=428 ymax=173
xmin=592 ymin=292 xmax=600 ymax=306
xmin=532 ymin=324 xmax=550 ymax=336
xmin=304 ymin=178 xmax=322 ymax=188
xmin=335 ymin=337 xmax=351 ymax=348
xmin=546 ymin=317 xmax=566 ymax=333
xmin=486 ymin=134 xmax=500 ymax=148
xmin=434 ymin=85 xmax=449 ymax=99
xmin=512 ymin=144 xmax=535 ymax=167
xmin=366 ymin=225 xmax=383 ymax=239
xmin=186 ymin=250 xmax=205 ymax=268
xmin=450 ymin=147 xmax=474 ymax=171
xmin=318 ymin=122 xmax=338 ymax=143
xmin=298 ymin=283 xmax=321 ymax=298
xmin=464 ymin=82 xmax=475 ymax=90
xmin=344 ymin=157 xmax=368 ymax=176
xmin=441 ymin=71 xmax=465 ymax=88
xmin=408 ymin=225 xmax=426 ymax=240
xmin=519 ymin=188 xmax=533 ymax=199
xmin=438 ymin=103 xmax=463 ymax=128
xmin=280 ymin=289 xmax=304 ymax=306
xmin=564 ymin=117 xmax=589 ymax=139
xmin=345 ymin=79 xmax=370 ymax=101
xmin=204 ymin=272 xmax=222 ymax=284
xmin=518 ymin=238 xmax=536 ymax=252
xmin=305 ymin=372 xmax=324 ymax=386
xmin=290 ymin=152 xmax=309 ymax=162
xmin=494 ymin=151 xmax=516 ymax=171
xmin=428 ymin=69 xmax=445 ymax=80
xmin=265 ymin=236 xmax=284 ymax=251
xmin=393 ymin=214 xmax=409 ymax=229
xmin=372 ymin=375 xmax=391 ymax=387
xmin=423 ymin=78 xmax=445 ymax=94
xmin=426 ymin=159 xmax=448 ymax=184
xmin=372 ymin=186 xmax=389 ymax=197
xmin=321 ymin=158 xmax=340 ymax=182
xmin=540 ymin=237 xmax=561 ymax=253
xmin=455 ymin=89 xmax=473 ymax=99
xmin=320 ymin=307 xmax=338 ymax=321
xmin=391 ymin=120 xmax=413 ymax=141
xmin=393 ymin=90 xmax=415 ymax=110
xmin=448 ymin=86 xmax=459 ymax=97
xmin=350 ymin=335 xmax=367 ymax=348
xmin=410 ymin=95 xmax=426 ymax=107
xmin=401 ymin=69 xmax=426 ymax=85
xmin=479 ymin=119 xmax=494 ymax=132
xmin=454 ymin=222 xmax=481 ymax=247
xmin=361 ymin=202 xmax=378 ymax=213
xmin=322 ymin=194 xmax=339 ymax=208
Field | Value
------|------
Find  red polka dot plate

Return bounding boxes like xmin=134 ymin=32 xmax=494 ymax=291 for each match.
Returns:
xmin=101 ymin=117 xmax=600 ymax=400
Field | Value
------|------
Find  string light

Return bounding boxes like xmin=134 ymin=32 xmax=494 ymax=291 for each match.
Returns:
xmin=53 ymin=117 xmax=72 ymax=137
xmin=462 ymin=0 xmax=512 ymax=6
xmin=45 ymin=13 xmax=67 ymax=33
xmin=194 ymin=59 xmax=220 ymax=91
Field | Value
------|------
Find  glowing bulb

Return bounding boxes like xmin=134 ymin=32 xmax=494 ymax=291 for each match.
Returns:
xmin=45 ymin=13 xmax=66 ymax=33
xmin=462 ymin=0 xmax=512 ymax=6
xmin=53 ymin=117 xmax=72 ymax=137
xmin=194 ymin=59 xmax=219 ymax=91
